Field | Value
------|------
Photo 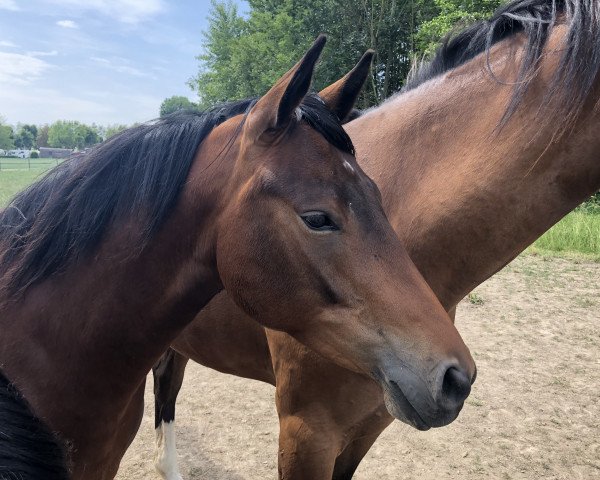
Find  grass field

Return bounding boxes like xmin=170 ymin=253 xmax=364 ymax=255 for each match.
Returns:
xmin=0 ymin=156 xmax=60 ymax=171
xmin=0 ymin=163 xmax=598 ymax=256
xmin=531 ymin=207 xmax=600 ymax=258
xmin=0 ymin=158 xmax=59 ymax=205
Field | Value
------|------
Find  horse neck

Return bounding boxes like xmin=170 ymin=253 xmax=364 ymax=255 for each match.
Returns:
xmin=0 ymin=131 xmax=237 ymax=416
xmin=349 ymin=38 xmax=600 ymax=310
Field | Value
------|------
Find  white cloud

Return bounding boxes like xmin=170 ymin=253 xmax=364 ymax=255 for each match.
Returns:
xmin=0 ymin=0 xmax=18 ymax=11
xmin=28 ymin=50 xmax=59 ymax=57
xmin=56 ymin=19 xmax=78 ymax=29
xmin=90 ymin=56 xmax=110 ymax=65
xmin=48 ymin=0 xmax=164 ymax=24
xmin=0 ymin=85 xmax=115 ymax=124
xmin=0 ymin=52 xmax=52 ymax=85
xmin=0 ymin=83 xmax=161 ymax=125
xmin=0 ymin=40 xmax=17 ymax=48
xmin=91 ymin=56 xmax=154 ymax=78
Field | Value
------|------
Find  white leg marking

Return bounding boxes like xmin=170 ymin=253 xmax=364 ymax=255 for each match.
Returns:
xmin=155 ymin=421 xmax=183 ymax=480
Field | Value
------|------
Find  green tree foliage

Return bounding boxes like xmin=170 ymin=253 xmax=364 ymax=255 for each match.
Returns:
xmin=48 ymin=121 xmax=101 ymax=150
xmin=36 ymin=125 xmax=49 ymax=148
xmin=48 ymin=121 xmax=77 ymax=149
xmin=82 ymin=124 xmax=101 ymax=147
xmin=2 ymin=120 xmax=131 ymax=151
xmin=14 ymin=124 xmax=38 ymax=149
xmin=104 ymin=124 xmax=128 ymax=139
xmin=191 ymin=0 xmax=502 ymax=108
xmin=0 ymin=124 xmax=15 ymax=150
xmin=188 ymin=1 xmax=249 ymax=107
xmin=159 ymin=96 xmax=198 ymax=117
xmin=416 ymin=0 xmax=503 ymax=55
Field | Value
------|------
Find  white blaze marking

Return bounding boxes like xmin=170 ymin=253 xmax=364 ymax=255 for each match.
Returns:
xmin=155 ymin=421 xmax=183 ymax=480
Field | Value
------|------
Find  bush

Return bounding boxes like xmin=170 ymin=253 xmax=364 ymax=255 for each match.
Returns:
xmin=30 ymin=150 xmax=39 ymax=158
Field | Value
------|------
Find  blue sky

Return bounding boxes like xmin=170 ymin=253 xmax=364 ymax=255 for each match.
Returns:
xmin=0 ymin=0 xmax=247 ymax=126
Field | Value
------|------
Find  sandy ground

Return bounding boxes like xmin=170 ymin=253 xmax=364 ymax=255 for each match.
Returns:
xmin=117 ymin=254 xmax=600 ymax=480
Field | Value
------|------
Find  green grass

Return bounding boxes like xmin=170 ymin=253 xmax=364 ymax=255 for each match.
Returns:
xmin=0 ymin=156 xmax=60 ymax=169
xmin=530 ymin=208 xmax=600 ymax=258
xmin=0 ymin=158 xmax=58 ymax=206
xmin=468 ymin=292 xmax=485 ymax=305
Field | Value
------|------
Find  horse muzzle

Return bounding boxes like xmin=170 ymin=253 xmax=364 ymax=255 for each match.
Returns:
xmin=375 ymin=359 xmax=475 ymax=430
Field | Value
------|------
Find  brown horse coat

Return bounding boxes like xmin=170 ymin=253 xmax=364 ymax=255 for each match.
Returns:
xmin=0 ymin=38 xmax=474 ymax=479
xmin=155 ymin=2 xmax=600 ymax=479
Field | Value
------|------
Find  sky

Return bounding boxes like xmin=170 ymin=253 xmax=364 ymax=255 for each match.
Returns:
xmin=0 ymin=0 xmax=247 ymax=126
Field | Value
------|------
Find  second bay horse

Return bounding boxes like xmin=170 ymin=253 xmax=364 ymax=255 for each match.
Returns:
xmin=154 ymin=1 xmax=600 ymax=479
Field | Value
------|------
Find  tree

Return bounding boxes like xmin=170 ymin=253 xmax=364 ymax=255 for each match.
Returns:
xmin=190 ymin=0 xmax=501 ymax=108
xmin=48 ymin=121 xmax=102 ymax=149
xmin=189 ymin=0 xmax=249 ymax=108
xmin=190 ymin=0 xmax=420 ymax=107
xmin=14 ymin=124 xmax=37 ymax=149
xmin=76 ymin=123 xmax=101 ymax=147
xmin=190 ymin=0 xmax=422 ymax=107
xmin=415 ymin=0 xmax=503 ymax=55
xmin=48 ymin=121 xmax=77 ymax=149
xmin=0 ymin=122 xmax=14 ymax=150
xmin=159 ymin=96 xmax=197 ymax=117
xmin=105 ymin=124 xmax=128 ymax=139
xmin=88 ymin=124 xmax=104 ymax=144
xmin=36 ymin=125 xmax=49 ymax=148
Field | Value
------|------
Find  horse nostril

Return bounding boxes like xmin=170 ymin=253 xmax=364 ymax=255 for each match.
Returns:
xmin=440 ymin=366 xmax=471 ymax=409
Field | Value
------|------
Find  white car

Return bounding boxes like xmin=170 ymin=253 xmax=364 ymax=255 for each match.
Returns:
xmin=7 ymin=149 xmax=31 ymax=158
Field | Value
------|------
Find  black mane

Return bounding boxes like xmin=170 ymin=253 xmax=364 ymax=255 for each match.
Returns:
xmin=404 ymin=0 xmax=600 ymax=131
xmin=0 ymin=93 xmax=353 ymax=295
xmin=0 ymin=369 xmax=70 ymax=479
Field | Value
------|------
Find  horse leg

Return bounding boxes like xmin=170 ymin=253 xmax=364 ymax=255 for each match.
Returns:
xmin=277 ymin=413 xmax=341 ymax=479
xmin=331 ymin=413 xmax=391 ymax=480
xmin=278 ymin=406 xmax=392 ymax=480
xmin=329 ymin=306 xmax=457 ymax=479
xmin=267 ymin=329 xmax=391 ymax=480
xmin=332 ymin=436 xmax=380 ymax=480
xmin=153 ymin=348 xmax=189 ymax=480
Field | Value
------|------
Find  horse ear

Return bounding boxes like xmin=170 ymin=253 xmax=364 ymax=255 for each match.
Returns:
xmin=319 ymin=50 xmax=374 ymax=122
xmin=246 ymin=35 xmax=326 ymax=139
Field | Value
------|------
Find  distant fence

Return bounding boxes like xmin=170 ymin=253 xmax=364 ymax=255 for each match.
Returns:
xmin=0 ymin=157 xmax=60 ymax=171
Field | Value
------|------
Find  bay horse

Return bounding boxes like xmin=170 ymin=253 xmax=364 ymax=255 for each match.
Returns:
xmin=153 ymin=1 xmax=600 ymax=479
xmin=0 ymin=37 xmax=476 ymax=480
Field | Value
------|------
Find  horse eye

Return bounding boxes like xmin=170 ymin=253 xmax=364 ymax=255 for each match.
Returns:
xmin=301 ymin=212 xmax=338 ymax=231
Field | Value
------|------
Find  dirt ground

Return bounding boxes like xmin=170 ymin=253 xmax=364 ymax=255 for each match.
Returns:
xmin=116 ymin=254 xmax=600 ymax=480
